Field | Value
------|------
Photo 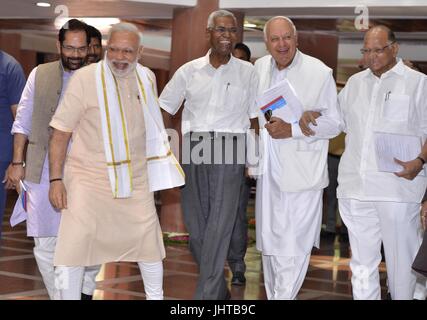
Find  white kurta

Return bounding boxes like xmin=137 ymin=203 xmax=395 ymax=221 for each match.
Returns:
xmin=337 ymin=60 xmax=427 ymax=202
xmin=10 ymin=65 xmax=74 ymax=237
xmin=254 ymin=51 xmax=341 ymax=256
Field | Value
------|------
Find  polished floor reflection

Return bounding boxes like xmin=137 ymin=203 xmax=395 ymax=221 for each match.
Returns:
xmin=0 ymin=191 xmax=388 ymax=300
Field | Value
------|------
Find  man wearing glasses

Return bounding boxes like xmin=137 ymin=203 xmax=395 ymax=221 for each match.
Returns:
xmin=334 ymin=25 xmax=427 ymax=299
xmin=5 ymin=19 xmax=100 ymax=300
xmin=159 ymin=10 xmax=259 ymax=300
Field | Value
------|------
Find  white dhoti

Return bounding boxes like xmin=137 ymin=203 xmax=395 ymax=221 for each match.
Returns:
xmin=256 ymin=131 xmax=323 ymax=299
xmin=339 ymin=198 xmax=422 ymax=300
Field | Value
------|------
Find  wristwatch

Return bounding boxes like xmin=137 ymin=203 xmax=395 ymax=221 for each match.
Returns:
xmin=12 ymin=161 xmax=25 ymax=167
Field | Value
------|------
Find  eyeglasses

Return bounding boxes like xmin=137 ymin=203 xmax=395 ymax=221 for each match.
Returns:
xmin=210 ymin=26 xmax=238 ymax=35
xmin=360 ymin=42 xmax=395 ymax=55
xmin=61 ymin=45 xmax=88 ymax=54
xmin=107 ymin=46 xmax=135 ymax=56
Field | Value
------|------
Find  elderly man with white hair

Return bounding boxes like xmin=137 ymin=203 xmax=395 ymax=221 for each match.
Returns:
xmin=48 ymin=22 xmax=184 ymax=300
xmin=254 ymin=16 xmax=341 ymax=299
xmin=159 ymin=10 xmax=258 ymax=300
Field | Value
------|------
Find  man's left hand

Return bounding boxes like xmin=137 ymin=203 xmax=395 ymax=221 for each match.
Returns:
xmin=265 ymin=117 xmax=292 ymax=139
xmin=394 ymin=157 xmax=424 ymax=180
xmin=299 ymin=111 xmax=321 ymax=137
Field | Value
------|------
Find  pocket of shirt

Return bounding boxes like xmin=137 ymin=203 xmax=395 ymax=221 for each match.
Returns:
xmin=222 ymin=85 xmax=245 ymax=114
xmin=382 ymin=93 xmax=410 ymax=122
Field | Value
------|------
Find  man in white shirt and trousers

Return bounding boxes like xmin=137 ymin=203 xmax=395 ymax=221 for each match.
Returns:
xmin=159 ymin=10 xmax=259 ymax=299
xmin=254 ymin=16 xmax=341 ymax=300
xmin=335 ymin=25 xmax=427 ymax=300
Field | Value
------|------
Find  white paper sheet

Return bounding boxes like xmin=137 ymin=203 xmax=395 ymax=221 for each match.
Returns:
xmin=257 ymin=79 xmax=304 ymax=123
xmin=374 ymin=132 xmax=423 ymax=174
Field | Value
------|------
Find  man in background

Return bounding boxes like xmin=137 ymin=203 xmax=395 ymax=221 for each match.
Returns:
xmin=86 ymin=24 xmax=102 ymax=64
xmin=0 ymin=49 xmax=25 ymax=241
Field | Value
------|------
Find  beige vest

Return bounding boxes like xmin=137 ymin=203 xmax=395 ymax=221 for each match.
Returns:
xmin=26 ymin=61 xmax=63 ymax=183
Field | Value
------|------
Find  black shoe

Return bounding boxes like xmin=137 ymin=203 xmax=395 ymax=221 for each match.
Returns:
xmin=231 ymin=272 xmax=246 ymax=286
xmin=340 ymin=232 xmax=349 ymax=243
xmin=81 ymin=293 xmax=93 ymax=300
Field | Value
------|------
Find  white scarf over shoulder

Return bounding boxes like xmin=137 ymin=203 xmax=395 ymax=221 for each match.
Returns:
xmin=95 ymin=60 xmax=184 ymax=198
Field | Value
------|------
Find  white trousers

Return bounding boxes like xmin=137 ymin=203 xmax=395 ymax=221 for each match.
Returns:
xmin=33 ymin=237 xmax=101 ymax=299
xmin=262 ymin=253 xmax=311 ymax=300
xmin=55 ymin=261 xmax=164 ymax=300
xmin=339 ymin=199 xmax=422 ymax=300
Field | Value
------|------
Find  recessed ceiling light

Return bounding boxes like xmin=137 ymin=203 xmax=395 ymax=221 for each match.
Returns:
xmin=244 ymin=23 xmax=257 ymax=28
xmin=36 ymin=2 xmax=51 ymax=7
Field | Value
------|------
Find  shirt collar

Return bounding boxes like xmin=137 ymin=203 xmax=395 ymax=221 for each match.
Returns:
xmin=201 ymin=49 xmax=235 ymax=70
xmin=59 ymin=61 xmax=75 ymax=76
xmin=270 ymin=49 xmax=300 ymax=73
xmin=365 ymin=59 xmax=405 ymax=80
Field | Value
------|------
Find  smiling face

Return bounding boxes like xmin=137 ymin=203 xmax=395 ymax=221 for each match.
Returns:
xmin=87 ymin=37 xmax=102 ymax=64
xmin=57 ymin=30 xmax=88 ymax=71
xmin=265 ymin=18 xmax=298 ymax=70
xmin=207 ymin=16 xmax=237 ymax=57
xmin=106 ymin=30 xmax=141 ymax=76
xmin=363 ymin=28 xmax=398 ymax=77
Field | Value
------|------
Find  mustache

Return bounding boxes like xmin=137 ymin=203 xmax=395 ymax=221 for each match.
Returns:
xmin=65 ymin=57 xmax=84 ymax=62
xmin=111 ymin=60 xmax=130 ymax=65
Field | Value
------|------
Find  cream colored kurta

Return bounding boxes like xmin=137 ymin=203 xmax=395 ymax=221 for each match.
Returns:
xmin=50 ymin=63 xmax=165 ymax=266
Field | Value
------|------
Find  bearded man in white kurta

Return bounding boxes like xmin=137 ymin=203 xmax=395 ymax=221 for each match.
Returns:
xmin=48 ymin=23 xmax=184 ymax=300
xmin=254 ymin=16 xmax=341 ymax=300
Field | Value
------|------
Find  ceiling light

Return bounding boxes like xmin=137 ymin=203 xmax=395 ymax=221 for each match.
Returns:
xmin=36 ymin=2 xmax=51 ymax=7
xmin=244 ymin=23 xmax=257 ymax=28
xmin=55 ymin=17 xmax=120 ymax=31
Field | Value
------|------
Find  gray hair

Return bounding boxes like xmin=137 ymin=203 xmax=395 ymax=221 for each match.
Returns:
xmin=108 ymin=22 xmax=143 ymax=46
xmin=207 ymin=10 xmax=237 ymax=29
xmin=263 ymin=16 xmax=297 ymax=41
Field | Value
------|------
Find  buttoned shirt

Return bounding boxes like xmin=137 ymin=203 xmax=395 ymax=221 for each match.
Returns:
xmin=159 ymin=51 xmax=258 ymax=134
xmin=337 ymin=60 xmax=427 ymax=203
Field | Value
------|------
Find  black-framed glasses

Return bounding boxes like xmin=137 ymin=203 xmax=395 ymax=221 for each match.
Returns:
xmin=61 ymin=45 xmax=88 ymax=54
xmin=210 ymin=26 xmax=238 ymax=35
xmin=360 ymin=42 xmax=395 ymax=55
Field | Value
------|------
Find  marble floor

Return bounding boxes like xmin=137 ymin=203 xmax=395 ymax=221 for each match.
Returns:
xmin=0 ymin=190 xmax=389 ymax=300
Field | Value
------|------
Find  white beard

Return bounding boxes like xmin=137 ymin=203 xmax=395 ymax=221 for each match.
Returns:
xmin=105 ymin=54 xmax=137 ymax=77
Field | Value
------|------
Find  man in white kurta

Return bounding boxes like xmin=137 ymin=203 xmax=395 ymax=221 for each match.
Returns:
xmin=254 ymin=16 xmax=341 ymax=300
xmin=6 ymin=19 xmax=100 ymax=300
xmin=337 ymin=25 xmax=427 ymax=300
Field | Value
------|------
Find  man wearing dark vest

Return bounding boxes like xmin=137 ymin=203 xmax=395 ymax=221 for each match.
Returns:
xmin=5 ymin=19 xmax=100 ymax=300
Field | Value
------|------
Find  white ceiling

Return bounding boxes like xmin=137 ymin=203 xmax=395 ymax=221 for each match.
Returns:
xmin=2 ymin=0 xmax=427 ymax=19
xmin=0 ymin=0 xmax=193 ymax=19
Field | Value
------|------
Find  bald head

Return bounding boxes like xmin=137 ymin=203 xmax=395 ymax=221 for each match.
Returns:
xmin=263 ymin=16 xmax=298 ymax=70
xmin=365 ymin=25 xmax=395 ymax=43
xmin=263 ymin=16 xmax=296 ymax=41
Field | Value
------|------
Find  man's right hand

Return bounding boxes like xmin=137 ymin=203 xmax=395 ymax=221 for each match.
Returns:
xmin=4 ymin=163 xmax=25 ymax=191
xmin=299 ymin=111 xmax=322 ymax=137
xmin=49 ymin=180 xmax=67 ymax=210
